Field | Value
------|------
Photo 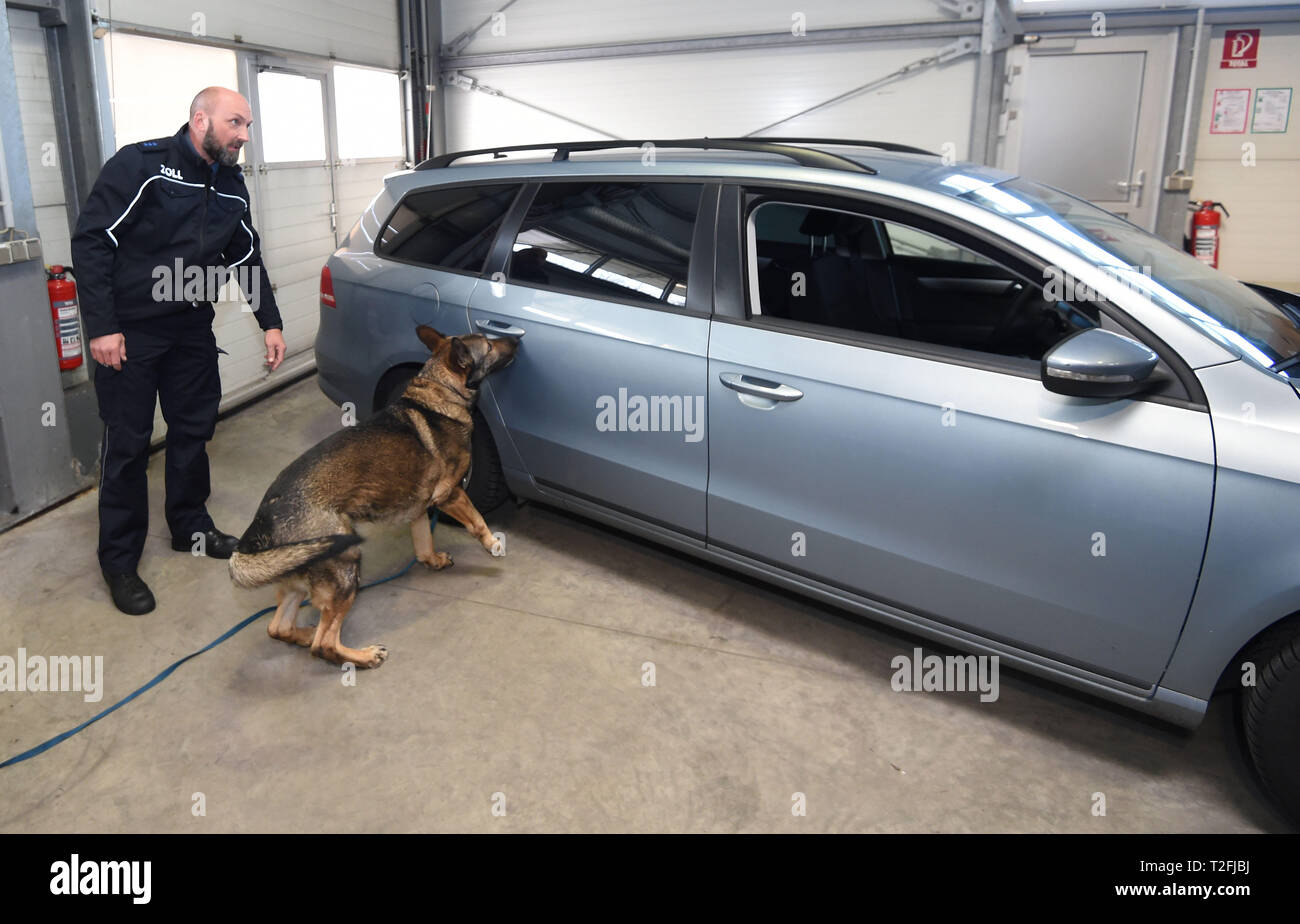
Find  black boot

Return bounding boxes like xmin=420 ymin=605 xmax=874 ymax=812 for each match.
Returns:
xmin=103 ymin=570 xmax=156 ymax=615
xmin=171 ymin=528 xmax=238 ymax=559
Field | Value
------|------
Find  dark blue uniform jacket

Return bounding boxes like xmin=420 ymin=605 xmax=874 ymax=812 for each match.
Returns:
xmin=72 ymin=123 xmax=283 ymax=339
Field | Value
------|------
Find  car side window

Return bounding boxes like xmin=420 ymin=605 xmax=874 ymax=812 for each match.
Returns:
xmin=883 ymin=222 xmax=993 ymax=265
xmin=746 ymin=199 xmax=1100 ymax=362
xmin=508 ymin=182 xmax=702 ymax=309
xmin=377 ymin=184 xmax=521 ymax=274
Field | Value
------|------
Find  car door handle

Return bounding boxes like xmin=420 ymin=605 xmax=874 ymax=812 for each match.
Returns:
xmin=719 ymin=372 xmax=803 ymax=401
xmin=476 ymin=319 xmax=526 ymax=338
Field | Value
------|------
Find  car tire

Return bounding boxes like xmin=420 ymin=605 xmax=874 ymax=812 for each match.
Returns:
xmin=462 ymin=408 xmax=510 ymax=515
xmin=374 ymin=365 xmax=421 ymax=413
xmin=1242 ymin=626 xmax=1300 ymax=824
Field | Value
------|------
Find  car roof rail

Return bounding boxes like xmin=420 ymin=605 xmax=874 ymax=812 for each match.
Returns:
xmin=713 ymin=137 xmax=939 ymax=157
xmin=415 ymin=138 xmax=881 ymax=175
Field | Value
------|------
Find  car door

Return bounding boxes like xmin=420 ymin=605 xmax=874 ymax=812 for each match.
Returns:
xmin=468 ymin=180 xmax=716 ymax=538
xmin=359 ymin=181 xmax=524 ymax=404
xmin=705 ymin=185 xmax=1214 ymax=687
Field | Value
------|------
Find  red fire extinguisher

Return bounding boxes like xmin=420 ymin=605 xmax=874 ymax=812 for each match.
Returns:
xmin=46 ymin=265 xmax=84 ymax=370
xmin=1188 ymin=201 xmax=1230 ymax=269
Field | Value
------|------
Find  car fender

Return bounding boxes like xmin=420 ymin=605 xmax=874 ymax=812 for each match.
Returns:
xmin=1163 ymin=360 xmax=1300 ymax=700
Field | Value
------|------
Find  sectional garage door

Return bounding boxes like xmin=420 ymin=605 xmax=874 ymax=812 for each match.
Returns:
xmin=93 ymin=9 xmax=403 ymax=435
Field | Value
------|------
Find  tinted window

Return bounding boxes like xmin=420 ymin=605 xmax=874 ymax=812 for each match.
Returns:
xmin=508 ymin=182 xmax=702 ymax=308
xmin=748 ymin=200 xmax=1097 ymax=361
xmin=883 ymin=222 xmax=993 ymax=265
xmin=377 ymin=184 xmax=520 ymax=272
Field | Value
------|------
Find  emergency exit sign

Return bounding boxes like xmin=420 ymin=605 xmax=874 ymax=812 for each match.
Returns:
xmin=1221 ymin=30 xmax=1260 ymax=69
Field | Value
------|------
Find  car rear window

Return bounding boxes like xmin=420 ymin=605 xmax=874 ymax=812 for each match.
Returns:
xmin=508 ymin=182 xmax=702 ymax=309
xmin=376 ymin=183 xmax=521 ymax=273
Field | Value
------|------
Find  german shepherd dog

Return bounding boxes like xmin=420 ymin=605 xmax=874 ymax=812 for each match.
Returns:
xmin=228 ymin=325 xmax=517 ymax=668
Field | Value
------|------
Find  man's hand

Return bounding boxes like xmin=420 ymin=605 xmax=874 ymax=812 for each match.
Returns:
xmin=90 ymin=333 xmax=127 ymax=371
xmin=264 ymin=328 xmax=286 ymax=371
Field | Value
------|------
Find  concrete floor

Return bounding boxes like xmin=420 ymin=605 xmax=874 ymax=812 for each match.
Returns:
xmin=0 ymin=375 xmax=1291 ymax=832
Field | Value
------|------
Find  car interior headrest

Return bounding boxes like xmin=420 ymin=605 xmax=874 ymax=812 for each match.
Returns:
xmin=798 ymin=210 xmax=841 ymax=238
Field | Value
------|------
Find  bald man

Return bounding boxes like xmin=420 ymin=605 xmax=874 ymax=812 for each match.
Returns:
xmin=72 ymin=87 xmax=287 ymax=614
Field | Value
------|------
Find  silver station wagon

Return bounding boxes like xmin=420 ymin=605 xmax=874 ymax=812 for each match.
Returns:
xmin=316 ymin=138 xmax=1300 ymax=822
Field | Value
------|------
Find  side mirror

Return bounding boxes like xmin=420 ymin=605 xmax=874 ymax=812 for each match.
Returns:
xmin=1041 ymin=328 xmax=1159 ymax=399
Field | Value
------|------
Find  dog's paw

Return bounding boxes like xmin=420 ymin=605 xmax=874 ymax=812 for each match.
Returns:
xmin=360 ymin=645 xmax=389 ymax=669
xmin=421 ymin=551 xmax=453 ymax=570
xmin=488 ymin=531 xmax=506 ymax=558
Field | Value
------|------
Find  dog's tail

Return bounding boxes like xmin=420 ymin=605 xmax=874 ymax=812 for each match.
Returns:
xmin=228 ymin=534 xmax=363 ymax=589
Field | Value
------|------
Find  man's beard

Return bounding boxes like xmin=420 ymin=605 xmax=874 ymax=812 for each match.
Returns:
xmin=202 ymin=124 xmax=240 ymax=167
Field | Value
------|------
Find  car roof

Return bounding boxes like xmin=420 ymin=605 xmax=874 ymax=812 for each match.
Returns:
xmin=393 ymin=143 xmax=1017 ymax=199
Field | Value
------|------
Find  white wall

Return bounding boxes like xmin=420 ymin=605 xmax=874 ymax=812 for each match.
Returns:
xmin=445 ymin=44 xmax=975 ymax=154
xmin=98 ymin=0 xmax=400 ymax=68
xmin=7 ymin=9 xmax=71 ymax=267
xmin=443 ymin=0 xmax=959 ymax=51
xmin=1015 ymin=0 xmax=1300 ymax=10
xmin=442 ymin=0 xmax=979 ymax=157
xmin=1191 ymin=22 xmax=1300 ymax=290
xmin=7 ymin=9 xmax=89 ymax=389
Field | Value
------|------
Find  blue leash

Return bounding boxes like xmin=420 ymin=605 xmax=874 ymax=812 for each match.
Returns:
xmin=0 ymin=555 xmax=419 ymax=769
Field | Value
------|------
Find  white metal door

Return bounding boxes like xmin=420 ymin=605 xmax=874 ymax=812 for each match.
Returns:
xmin=326 ymin=64 xmax=406 ymax=246
xmin=999 ymin=30 xmax=1176 ymax=231
xmin=239 ymin=56 xmax=338 ymax=397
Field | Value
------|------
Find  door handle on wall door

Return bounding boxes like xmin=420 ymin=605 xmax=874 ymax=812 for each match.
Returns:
xmin=719 ymin=372 xmax=803 ymax=401
xmin=1117 ymin=169 xmax=1145 ymax=207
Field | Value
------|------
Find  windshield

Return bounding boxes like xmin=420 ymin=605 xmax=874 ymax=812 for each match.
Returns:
xmin=945 ymin=174 xmax=1300 ymax=373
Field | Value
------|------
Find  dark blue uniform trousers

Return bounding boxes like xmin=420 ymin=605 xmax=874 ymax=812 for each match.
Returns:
xmin=95 ymin=309 xmax=221 ymax=573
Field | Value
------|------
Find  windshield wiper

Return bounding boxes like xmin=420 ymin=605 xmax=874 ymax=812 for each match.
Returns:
xmin=1270 ymin=353 xmax=1300 ymax=373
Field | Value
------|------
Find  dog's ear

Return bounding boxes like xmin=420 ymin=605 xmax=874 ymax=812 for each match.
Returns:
xmin=416 ymin=325 xmax=445 ymax=352
xmin=449 ymin=337 xmax=474 ymax=377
